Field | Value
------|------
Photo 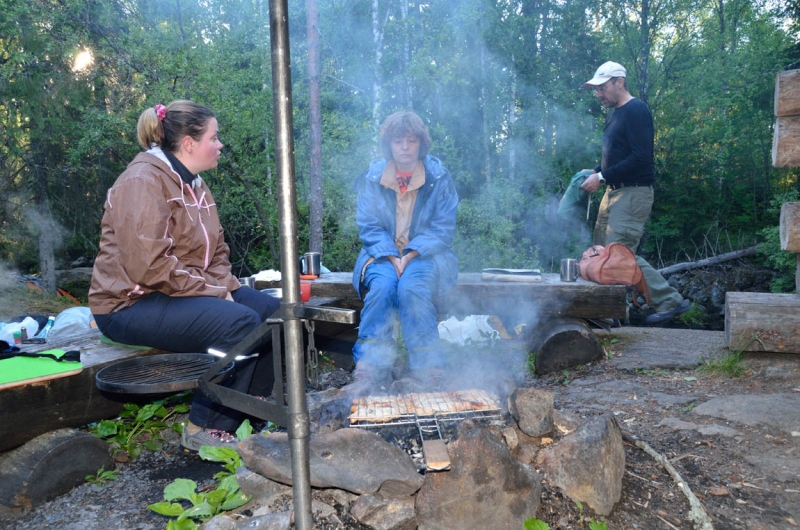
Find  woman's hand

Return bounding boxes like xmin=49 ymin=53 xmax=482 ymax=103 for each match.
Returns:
xmin=225 ymin=292 xmax=234 ymax=302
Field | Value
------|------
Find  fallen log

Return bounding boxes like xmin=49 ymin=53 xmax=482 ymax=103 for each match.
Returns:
xmin=657 ymin=246 xmax=757 ymax=276
xmin=725 ymin=292 xmax=800 ymax=353
xmin=528 ymin=317 xmax=603 ymax=374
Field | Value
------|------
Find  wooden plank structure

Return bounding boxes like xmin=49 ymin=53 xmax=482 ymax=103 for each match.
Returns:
xmin=0 ymin=328 xmax=161 ymax=453
xmin=261 ymin=271 xmax=625 ymax=375
xmin=725 ymin=292 xmax=800 ymax=352
xmin=773 ymin=70 xmax=800 ymax=167
xmin=258 ymin=271 xmax=628 ymax=322
xmin=726 ymin=70 xmax=800 ymax=352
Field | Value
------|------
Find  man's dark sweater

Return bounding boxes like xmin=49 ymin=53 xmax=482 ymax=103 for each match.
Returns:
xmin=594 ymin=98 xmax=655 ymax=186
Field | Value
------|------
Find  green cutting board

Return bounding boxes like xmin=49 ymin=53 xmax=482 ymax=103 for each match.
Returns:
xmin=0 ymin=349 xmax=83 ymax=390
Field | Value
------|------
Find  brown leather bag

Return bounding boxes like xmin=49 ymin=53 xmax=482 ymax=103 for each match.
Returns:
xmin=579 ymin=243 xmax=651 ymax=306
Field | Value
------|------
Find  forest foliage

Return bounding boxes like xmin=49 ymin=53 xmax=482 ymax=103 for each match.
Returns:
xmin=1 ymin=0 xmax=798 ymax=289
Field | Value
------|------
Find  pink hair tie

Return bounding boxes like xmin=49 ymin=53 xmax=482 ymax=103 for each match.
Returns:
xmin=154 ymin=104 xmax=167 ymax=121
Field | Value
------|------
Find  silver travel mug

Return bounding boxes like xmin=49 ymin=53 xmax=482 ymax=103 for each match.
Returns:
xmin=560 ymin=258 xmax=579 ymax=282
xmin=302 ymin=252 xmax=322 ymax=276
xmin=239 ymin=276 xmax=255 ymax=288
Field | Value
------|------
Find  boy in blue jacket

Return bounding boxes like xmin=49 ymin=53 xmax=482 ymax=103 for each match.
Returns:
xmin=350 ymin=111 xmax=459 ymax=392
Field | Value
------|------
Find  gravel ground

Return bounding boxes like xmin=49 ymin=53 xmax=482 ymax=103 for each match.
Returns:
xmin=2 ymin=331 xmax=800 ymax=530
xmin=0 ymin=429 xmax=223 ymax=530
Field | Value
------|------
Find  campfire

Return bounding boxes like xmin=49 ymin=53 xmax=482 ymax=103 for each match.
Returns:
xmin=347 ymin=389 xmax=505 ymax=472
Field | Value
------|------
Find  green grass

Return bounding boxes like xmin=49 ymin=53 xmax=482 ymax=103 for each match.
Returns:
xmin=0 ymin=284 xmax=81 ymax=321
xmin=677 ymin=302 xmax=706 ymax=327
xmin=697 ymin=349 xmax=745 ymax=377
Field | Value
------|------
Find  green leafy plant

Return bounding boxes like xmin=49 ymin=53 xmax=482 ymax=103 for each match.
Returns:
xmin=235 ymin=418 xmax=253 ymax=441
xmin=599 ymin=336 xmax=619 ymax=360
xmin=148 ymin=476 xmax=250 ymax=530
xmin=526 ymin=351 xmax=537 ymax=375
xmin=149 ymin=419 xmax=253 ymax=529
xmin=85 ymin=466 xmax=118 ymax=486
xmin=523 ymin=517 xmax=549 ymax=530
xmin=588 ymin=519 xmax=608 ymax=530
xmin=681 ymin=402 xmax=698 ymax=412
xmin=89 ymin=395 xmax=190 ymax=459
xmin=260 ymin=421 xmax=279 ymax=434
xmin=757 ymin=191 xmax=799 ymax=294
xmin=199 ymin=445 xmax=244 ymax=482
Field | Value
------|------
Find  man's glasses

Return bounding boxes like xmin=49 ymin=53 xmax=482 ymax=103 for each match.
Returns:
xmin=594 ymin=77 xmax=618 ymax=93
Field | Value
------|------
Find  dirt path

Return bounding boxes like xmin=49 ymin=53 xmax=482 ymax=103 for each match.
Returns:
xmin=1 ymin=327 xmax=798 ymax=529
xmin=532 ymin=327 xmax=800 ymax=530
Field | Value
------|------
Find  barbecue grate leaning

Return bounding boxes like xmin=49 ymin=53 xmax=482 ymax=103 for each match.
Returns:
xmin=95 ymin=353 xmax=234 ymax=394
xmin=348 ymin=389 xmax=502 ymax=427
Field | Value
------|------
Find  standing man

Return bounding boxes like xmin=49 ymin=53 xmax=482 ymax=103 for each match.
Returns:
xmin=580 ymin=61 xmax=690 ymax=324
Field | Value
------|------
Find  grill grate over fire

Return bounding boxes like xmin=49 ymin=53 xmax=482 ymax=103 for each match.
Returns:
xmin=349 ymin=389 xmax=501 ymax=427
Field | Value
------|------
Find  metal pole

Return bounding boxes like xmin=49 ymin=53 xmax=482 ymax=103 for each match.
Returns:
xmin=268 ymin=0 xmax=313 ymax=528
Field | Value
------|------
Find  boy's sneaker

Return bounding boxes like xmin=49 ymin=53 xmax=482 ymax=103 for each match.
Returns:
xmin=181 ymin=426 xmax=238 ymax=451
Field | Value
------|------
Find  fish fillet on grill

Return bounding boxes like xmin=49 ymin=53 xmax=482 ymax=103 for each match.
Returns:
xmin=349 ymin=390 xmax=498 ymax=424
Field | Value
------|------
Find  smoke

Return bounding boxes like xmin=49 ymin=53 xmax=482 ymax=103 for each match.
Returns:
xmin=0 ymin=262 xmax=17 ymax=291
xmin=24 ymin=204 xmax=67 ymax=255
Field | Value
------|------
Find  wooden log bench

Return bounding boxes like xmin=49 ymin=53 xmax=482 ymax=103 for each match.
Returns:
xmin=258 ymin=272 xmax=627 ymax=320
xmin=724 ymin=201 xmax=800 ymax=353
xmin=260 ymin=271 xmax=628 ymax=374
xmin=0 ymin=295 xmax=351 ymax=454
xmin=0 ymin=328 xmax=161 ymax=454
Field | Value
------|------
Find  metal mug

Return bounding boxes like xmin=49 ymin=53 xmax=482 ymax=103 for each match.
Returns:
xmin=239 ymin=276 xmax=255 ymax=288
xmin=560 ymin=258 xmax=579 ymax=282
xmin=301 ymin=252 xmax=321 ymax=276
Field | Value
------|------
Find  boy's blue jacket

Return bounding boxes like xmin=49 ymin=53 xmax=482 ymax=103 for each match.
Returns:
xmin=351 ymin=155 xmax=459 ymax=299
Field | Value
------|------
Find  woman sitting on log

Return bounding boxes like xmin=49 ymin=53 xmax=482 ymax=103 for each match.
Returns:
xmin=89 ymin=100 xmax=279 ymax=451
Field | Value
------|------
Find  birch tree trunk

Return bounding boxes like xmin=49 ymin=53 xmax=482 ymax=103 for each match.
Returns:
xmin=400 ymin=0 xmax=413 ymax=109
xmin=481 ymin=42 xmax=492 ymax=184
xmin=509 ymin=64 xmax=517 ymax=182
xmin=371 ymin=0 xmax=390 ymax=137
xmin=307 ymin=0 xmax=323 ymax=253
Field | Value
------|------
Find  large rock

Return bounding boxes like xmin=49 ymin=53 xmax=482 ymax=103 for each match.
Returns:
xmin=0 ymin=428 xmax=113 ymax=509
xmin=415 ymin=427 xmax=542 ymax=530
xmin=692 ymin=394 xmax=800 ymax=436
xmin=236 ymin=466 xmax=291 ymax=503
xmin=536 ymin=414 xmax=624 ymax=516
xmin=239 ymin=430 xmax=423 ymax=496
xmin=509 ymin=388 xmax=554 ymax=437
xmin=350 ymin=494 xmax=417 ymax=530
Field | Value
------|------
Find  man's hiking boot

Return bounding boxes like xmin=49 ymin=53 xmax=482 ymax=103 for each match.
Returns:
xmin=645 ymin=298 xmax=691 ymax=325
xmin=181 ymin=425 xmax=238 ymax=451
